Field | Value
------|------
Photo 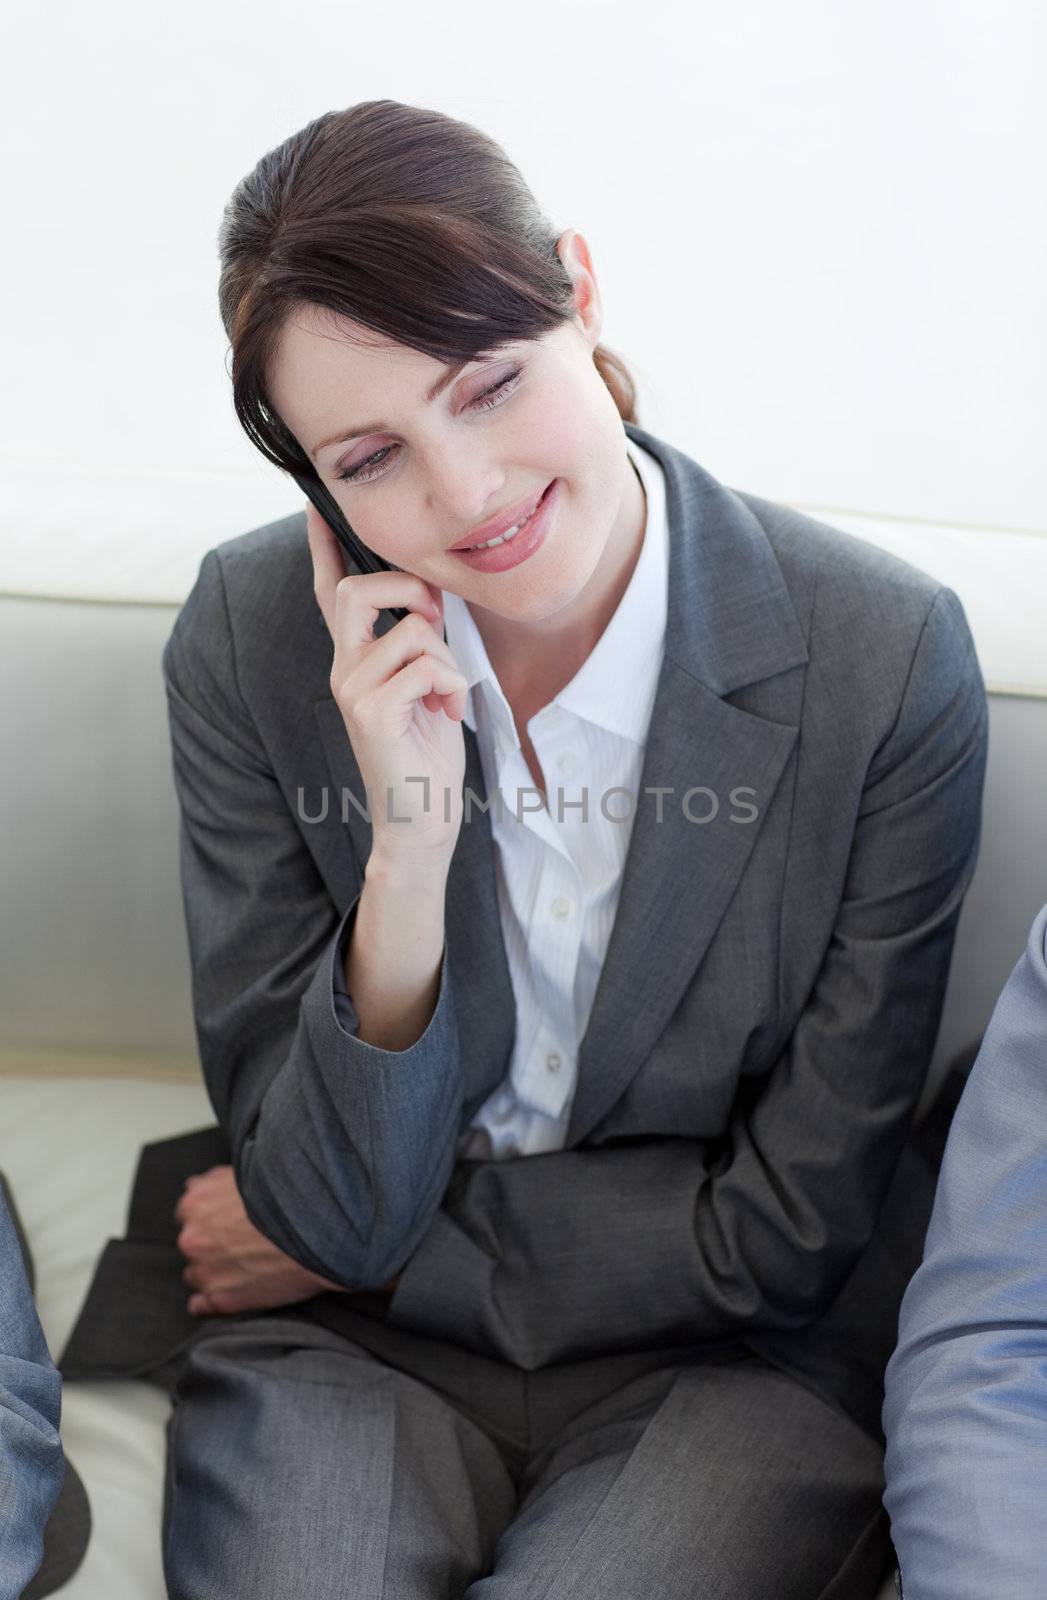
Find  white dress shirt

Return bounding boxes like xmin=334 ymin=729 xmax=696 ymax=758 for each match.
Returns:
xmin=441 ymin=436 xmax=669 ymax=1160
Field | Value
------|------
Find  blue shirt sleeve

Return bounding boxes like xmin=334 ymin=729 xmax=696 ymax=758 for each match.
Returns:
xmin=883 ymin=902 xmax=1047 ymax=1599
xmin=0 ymin=1181 xmax=66 ymax=1596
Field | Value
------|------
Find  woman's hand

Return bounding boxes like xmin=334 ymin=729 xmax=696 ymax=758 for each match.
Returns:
xmin=306 ymin=501 xmax=469 ymax=868
xmin=174 ymin=1165 xmax=401 ymax=1316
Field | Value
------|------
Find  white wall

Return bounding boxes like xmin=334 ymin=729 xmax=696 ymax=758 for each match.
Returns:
xmin=2 ymin=0 xmax=1044 ymax=684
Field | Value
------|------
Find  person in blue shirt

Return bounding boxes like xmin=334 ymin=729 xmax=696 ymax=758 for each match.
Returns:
xmin=0 ymin=1172 xmax=89 ymax=1599
xmin=883 ymin=901 xmax=1047 ymax=1598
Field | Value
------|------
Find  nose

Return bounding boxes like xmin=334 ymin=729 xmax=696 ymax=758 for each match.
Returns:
xmin=424 ymin=450 xmax=508 ymax=535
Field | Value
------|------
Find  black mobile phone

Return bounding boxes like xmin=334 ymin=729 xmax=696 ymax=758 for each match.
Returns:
xmin=293 ymin=472 xmax=412 ymax=624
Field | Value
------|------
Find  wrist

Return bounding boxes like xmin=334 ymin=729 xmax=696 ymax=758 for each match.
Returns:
xmin=365 ymin=842 xmax=453 ymax=890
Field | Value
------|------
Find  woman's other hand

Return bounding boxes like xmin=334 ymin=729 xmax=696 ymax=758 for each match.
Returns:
xmin=174 ymin=1165 xmax=401 ymax=1315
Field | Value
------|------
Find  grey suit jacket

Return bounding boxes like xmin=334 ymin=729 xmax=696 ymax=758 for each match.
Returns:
xmin=58 ymin=423 xmax=988 ymax=1441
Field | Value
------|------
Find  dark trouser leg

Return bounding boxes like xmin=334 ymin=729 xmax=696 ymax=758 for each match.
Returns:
xmin=467 ymin=1351 xmax=888 ymax=1600
xmin=161 ymin=1314 xmax=521 ymax=1600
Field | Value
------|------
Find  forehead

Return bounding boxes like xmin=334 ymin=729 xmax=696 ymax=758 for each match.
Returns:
xmin=270 ymin=306 xmax=433 ymax=408
xmin=268 ymin=306 xmax=460 ymax=459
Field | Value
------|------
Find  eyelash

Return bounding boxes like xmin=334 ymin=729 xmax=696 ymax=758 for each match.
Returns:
xmin=333 ymin=366 xmax=525 ymax=485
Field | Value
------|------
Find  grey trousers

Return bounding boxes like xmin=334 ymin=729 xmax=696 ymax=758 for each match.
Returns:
xmin=161 ymin=1301 xmax=889 ymax=1599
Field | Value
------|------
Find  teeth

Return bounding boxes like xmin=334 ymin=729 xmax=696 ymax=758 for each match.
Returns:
xmin=463 ymin=499 xmax=539 ymax=551
xmin=467 ymin=522 xmax=523 ymax=551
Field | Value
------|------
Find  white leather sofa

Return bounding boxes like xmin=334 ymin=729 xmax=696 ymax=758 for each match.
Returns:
xmin=2 ymin=505 xmax=1045 ymax=1598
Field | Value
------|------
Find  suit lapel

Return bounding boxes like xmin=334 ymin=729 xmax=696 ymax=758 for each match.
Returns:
xmin=443 ymin=728 xmax=519 ymax=1118
xmin=564 ymin=669 xmax=798 ymax=1144
xmin=565 ymin=424 xmax=810 ymax=1144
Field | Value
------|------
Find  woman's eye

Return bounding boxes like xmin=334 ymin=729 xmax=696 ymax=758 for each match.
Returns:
xmin=471 ymin=364 xmax=523 ymax=413
xmin=333 ymin=365 xmax=524 ymax=485
xmin=334 ymin=447 xmax=394 ymax=485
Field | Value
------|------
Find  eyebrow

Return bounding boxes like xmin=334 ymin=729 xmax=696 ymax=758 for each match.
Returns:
xmin=310 ymin=359 xmax=474 ymax=460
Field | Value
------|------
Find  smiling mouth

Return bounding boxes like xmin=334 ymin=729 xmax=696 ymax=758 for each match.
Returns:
xmin=450 ymin=483 xmax=551 ymax=552
xmin=459 ymin=507 xmax=538 ymax=551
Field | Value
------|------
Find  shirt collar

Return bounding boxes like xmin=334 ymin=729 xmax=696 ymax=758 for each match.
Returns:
xmin=440 ymin=435 xmax=668 ymax=748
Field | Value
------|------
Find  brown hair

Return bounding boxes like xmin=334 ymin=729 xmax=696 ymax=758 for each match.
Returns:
xmin=217 ymin=99 xmax=638 ymax=484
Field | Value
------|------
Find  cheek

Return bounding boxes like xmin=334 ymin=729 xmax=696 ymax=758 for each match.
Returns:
xmin=515 ymin=388 xmax=596 ymax=476
xmin=349 ymin=491 xmax=419 ymax=572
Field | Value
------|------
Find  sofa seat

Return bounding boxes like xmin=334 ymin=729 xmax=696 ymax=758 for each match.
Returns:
xmin=0 ymin=1073 xmax=212 ymax=1598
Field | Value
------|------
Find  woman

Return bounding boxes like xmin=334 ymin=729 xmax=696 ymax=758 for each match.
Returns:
xmin=61 ymin=99 xmax=988 ymax=1598
xmin=883 ymin=902 xmax=1047 ymax=1597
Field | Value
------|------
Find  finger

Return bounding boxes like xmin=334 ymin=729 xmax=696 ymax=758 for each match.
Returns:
xmin=183 ymin=1168 xmax=217 ymax=1190
xmin=192 ymin=1288 xmax=240 ymax=1316
xmin=306 ymin=501 xmax=349 ymax=636
xmin=340 ymin=609 xmax=464 ymax=719
xmin=331 ymin=573 xmax=442 ymax=666
xmin=187 ymin=1292 xmax=211 ymax=1316
xmin=370 ymin=654 xmax=470 ymax=723
xmin=176 ymin=1224 xmax=221 ymax=1263
xmin=421 ymin=684 xmax=465 ymax=718
xmin=416 ymin=580 xmax=458 ymax=717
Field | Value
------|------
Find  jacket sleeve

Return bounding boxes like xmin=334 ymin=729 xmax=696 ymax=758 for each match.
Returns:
xmin=384 ymin=585 xmax=989 ymax=1369
xmin=882 ymin=903 xmax=1047 ymax=1600
xmin=0 ymin=1188 xmax=65 ymax=1596
xmin=162 ymin=548 xmax=462 ymax=1288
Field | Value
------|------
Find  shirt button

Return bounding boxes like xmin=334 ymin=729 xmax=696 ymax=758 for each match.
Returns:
xmin=557 ymin=750 xmax=576 ymax=775
xmin=546 ymin=1052 xmax=562 ymax=1073
xmin=550 ymin=895 xmax=572 ymax=920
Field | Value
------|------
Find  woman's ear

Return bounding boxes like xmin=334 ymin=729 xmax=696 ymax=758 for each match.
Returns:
xmin=556 ymin=229 xmax=603 ymax=349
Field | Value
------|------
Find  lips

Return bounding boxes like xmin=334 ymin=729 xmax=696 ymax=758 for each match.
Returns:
xmin=450 ymin=478 xmax=558 ymax=573
xmin=448 ymin=483 xmax=551 ymax=551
